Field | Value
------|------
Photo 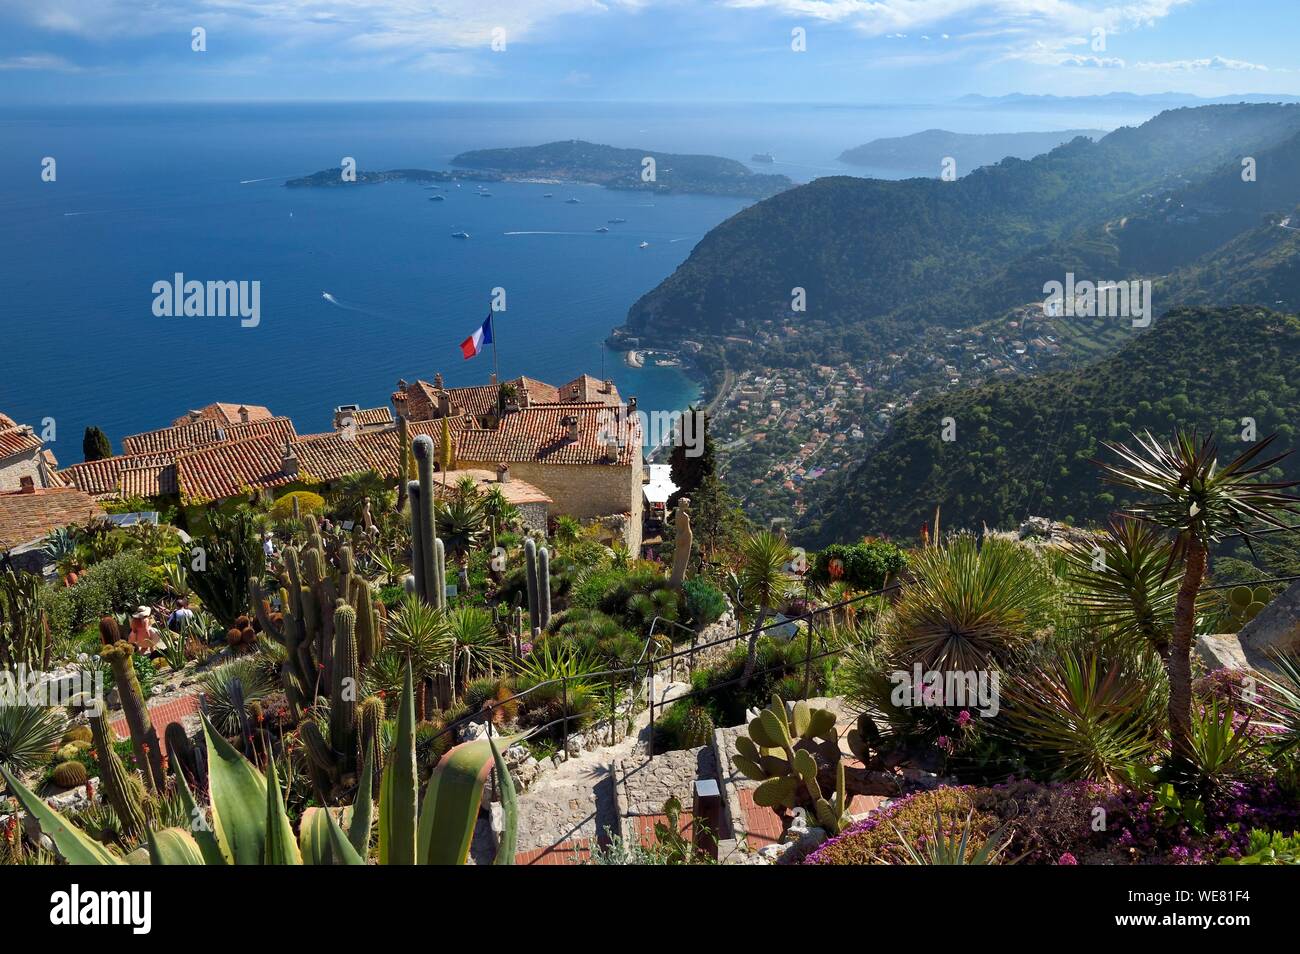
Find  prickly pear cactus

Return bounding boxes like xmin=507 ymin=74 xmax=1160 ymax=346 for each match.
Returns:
xmin=1225 ymin=584 xmax=1272 ymax=631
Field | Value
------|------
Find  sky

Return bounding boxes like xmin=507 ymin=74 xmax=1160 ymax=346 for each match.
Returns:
xmin=0 ymin=0 xmax=1297 ymax=104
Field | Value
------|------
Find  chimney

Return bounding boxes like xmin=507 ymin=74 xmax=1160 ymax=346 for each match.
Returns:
xmin=18 ymin=476 xmax=35 ymax=494
xmin=281 ymin=442 xmax=299 ymax=478
xmin=603 ymin=379 xmax=614 ymax=394
xmin=238 ymin=405 xmax=250 ymax=424
xmin=604 ymin=439 xmax=619 ymax=463
xmin=490 ymin=372 xmax=498 ymax=386
xmin=496 ymin=463 xmax=510 ymax=484
xmin=438 ymin=392 xmax=451 ymax=417
xmin=562 ymin=414 xmax=580 ymax=441
xmin=188 ymin=410 xmax=201 ymax=422
xmin=519 ymin=385 xmax=530 ymax=409
xmin=628 ymin=396 xmax=637 ymax=415
xmin=433 ymin=372 xmax=444 ymax=389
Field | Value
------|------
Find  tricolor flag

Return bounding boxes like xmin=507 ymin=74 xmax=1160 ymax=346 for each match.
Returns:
xmin=460 ymin=312 xmax=494 ymax=360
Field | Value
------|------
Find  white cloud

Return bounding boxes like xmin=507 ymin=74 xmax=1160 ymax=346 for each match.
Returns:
xmin=1136 ymin=55 xmax=1270 ymax=71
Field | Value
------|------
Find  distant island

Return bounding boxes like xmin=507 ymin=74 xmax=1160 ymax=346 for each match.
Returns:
xmin=285 ymin=168 xmax=503 ymax=187
xmin=450 ymin=140 xmax=792 ymax=198
xmin=838 ymin=128 xmax=1105 ymax=173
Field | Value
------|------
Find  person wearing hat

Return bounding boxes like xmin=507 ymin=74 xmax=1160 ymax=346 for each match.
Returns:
xmin=128 ymin=605 xmax=161 ymax=653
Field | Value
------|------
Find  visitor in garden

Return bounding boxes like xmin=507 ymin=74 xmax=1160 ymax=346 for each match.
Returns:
xmin=128 ymin=605 xmax=161 ymax=653
xmin=166 ymin=597 xmax=195 ymax=632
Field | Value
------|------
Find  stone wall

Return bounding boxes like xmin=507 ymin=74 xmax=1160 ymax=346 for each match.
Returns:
xmin=0 ymin=451 xmax=45 ymax=493
xmin=461 ymin=457 xmax=643 ymax=552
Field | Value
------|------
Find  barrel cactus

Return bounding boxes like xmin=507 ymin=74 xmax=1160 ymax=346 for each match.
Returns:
xmin=679 ymin=706 xmax=716 ymax=749
xmin=51 ymin=761 xmax=89 ymax=788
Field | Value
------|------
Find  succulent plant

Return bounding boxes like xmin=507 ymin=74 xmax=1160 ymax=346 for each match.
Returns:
xmin=88 ymin=710 xmax=148 ymax=839
xmin=1225 ymin=584 xmax=1273 ymax=630
xmin=51 ymin=760 xmax=89 ymax=788
xmin=524 ymin=538 xmax=552 ymax=634
xmin=99 ymin=638 xmax=165 ymax=792
xmin=732 ymin=694 xmax=854 ymax=834
xmin=678 ymin=706 xmax=716 ymax=749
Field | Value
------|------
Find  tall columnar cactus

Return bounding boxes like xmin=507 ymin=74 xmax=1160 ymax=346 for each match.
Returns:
xmin=89 ymin=710 xmax=148 ymax=839
xmin=408 ymin=434 xmax=447 ymax=609
xmin=99 ymin=639 xmax=165 ymax=792
xmin=524 ymin=538 xmax=540 ymax=634
xmin=357 ymin=694 xmax=385 ymax=798
xmin=330 ymin=603 xmax=359 ymax=771
xmin=537 ymin=545 xmax=552 ymax=630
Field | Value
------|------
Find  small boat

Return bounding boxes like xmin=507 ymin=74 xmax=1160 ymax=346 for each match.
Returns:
xmin=639 ymin=241 xmax=649 ymax=248
xmin=479 ymin=191 xmax=492 ymax=197
xmin=596 ymin=226 xmax=609 ymax=233
xmin=452 ymin=231 xmax=470 ymax=239
xmin=608 ymin=218 xmax=627 ymax=224
xmin=429 ymin=195 xmax=445 ymax=201
xmin=543 ymin=193 xmax=553 ymax=198
xmin=565 ymin=197 xmax=580 ymax=204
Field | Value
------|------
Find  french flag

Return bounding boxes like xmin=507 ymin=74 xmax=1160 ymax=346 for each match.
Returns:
xmin=460 ymin=312 xmax=493 ymax=360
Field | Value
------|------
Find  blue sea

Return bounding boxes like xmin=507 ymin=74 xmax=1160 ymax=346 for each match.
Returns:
xmin=0 ymin=101 xmax=1156 ymax=457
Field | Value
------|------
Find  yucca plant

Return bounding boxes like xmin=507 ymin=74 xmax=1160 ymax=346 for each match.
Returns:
xmin=737 ymin=530 xmax=793 ymax=686
xmin=1097 ymin=429 xmax=1300 ymax=764
xmin=1181 ymin=698 xmax=1260 ymax=791
xmin=0 ymin=703 xmax=66 ymax=775
xmin=196 ymin=656 xmax=275 ymax=736
xmin=435 ymin=494 xmax=486 ymax=555
xmin=1065 ymin=516 xmax=1183 ymax=657
xmin=893 ymin=533 xmax=1051 ymax=671
xmin=999 ymin=646 xmax=1165 ymax=782
xmin=442 ymin=605 xmax=509 ymax=680
xmin=385 ymin=595 xmax=449 ymax=717
xmin=890 ymin=807 xmax=1015 ymax=865
xmin=0 ymin=663 xmax=519 ymax=865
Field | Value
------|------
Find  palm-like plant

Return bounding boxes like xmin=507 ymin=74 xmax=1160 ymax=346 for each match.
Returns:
xmin=384 ymin=595 xmax=449 ymax=717
xmin=435 ymin=494 xmax=487 ymax=555
xmin=1097 ymin=429 xmax=1300 ymax=763
xmin=892 ymin=534 xmax=1051 ymax=671
xmin=370 ymin=550 xmax=408 ymax=589
xmin=1065 ymin=516 xmax=1183 ymax=657
xmin=0 ymin=703 xmax=66 ymax=775
xmin=481 ymin=485 xmax=520 ymax=548
xmin=442 ymin=606 xmax=509 ymax=680
xmin=737 ymin=530 xmax=793 ymax=686
xmin=197 ymin=657 xmax=275 ymax=736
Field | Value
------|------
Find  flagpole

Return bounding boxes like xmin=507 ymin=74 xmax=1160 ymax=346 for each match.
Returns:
xmin=490 ymin=309 xmax=499 ymax=384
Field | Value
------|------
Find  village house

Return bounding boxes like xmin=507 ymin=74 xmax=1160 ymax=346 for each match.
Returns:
xmin=0 ymin=482 xmax=104 ymax=569
xmin=0 ymin=412 xmax=62 ymax=493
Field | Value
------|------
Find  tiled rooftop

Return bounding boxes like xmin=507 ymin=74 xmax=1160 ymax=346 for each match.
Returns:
xmin=0 ymin=487 xmax=105 ymax=551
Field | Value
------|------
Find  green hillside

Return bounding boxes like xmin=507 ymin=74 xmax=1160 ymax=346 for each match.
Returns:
xmin=796 ymin=306 xmax=1300 ymax=545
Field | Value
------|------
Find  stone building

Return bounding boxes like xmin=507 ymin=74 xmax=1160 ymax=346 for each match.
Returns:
xmin=0 ymin=412 xmax=62 ymax=493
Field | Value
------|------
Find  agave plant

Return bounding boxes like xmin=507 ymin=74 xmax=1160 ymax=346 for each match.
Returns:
xmin=385 ymin=595 xmax=449 ymax=717
xmin=0 ymin=703 xmax=66 ymax=775
xmin=0 ymin=663 xmax=519 ymax=865
xmin=893 ymin=534 xmax=1052 ymax=671
xmin=1097 ymin=429 xmax=1300 ymax=764
xmin=435 ymin=493 xmax=487 ymax=555
xmin=1183 ymin=698 xmax=1260 ymax=790
xmin=999 ymin=646 xmax=1165 ymax=782
xmin=890 ymin=807 xmax=1014 ymax=865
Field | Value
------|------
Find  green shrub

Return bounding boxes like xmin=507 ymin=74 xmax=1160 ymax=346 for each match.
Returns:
xmin=270 ymin=491 xmax=325 ymax=521
xmin=683 ymin=577 xmax=727 ymax=629
xmin=810 ymin=540 xmax=907 ymax=591
xmin=46 ymin=553 xmax=163 ymax=641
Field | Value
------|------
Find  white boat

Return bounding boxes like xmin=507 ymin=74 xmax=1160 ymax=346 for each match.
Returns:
xmin=429 ymin=195 xmax=445 ymax=201
xmin=565 ymin=197 xmax=580 ymax=204
xmin=452 ymin=231 xmax=470 ymax=239
xmin=639 ymin=241 xmax=650 ymax=248
xmin=543 ymin=193 xmax=553 ymax=198
xmin=596 ymin=226 xmax=609 ymax=233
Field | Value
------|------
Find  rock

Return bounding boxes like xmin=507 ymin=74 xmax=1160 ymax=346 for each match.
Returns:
xmin=459 ymin=721 xmax=489 ymax=742
xmin=758 ymin=843 xmax=789 ymax=862
xmin=550 ymin=750 xmax=568 ymax=768
xmin=1238 ymin=578 xmax=1300 ymax=656
xmin=565 ymin=734 xmax=586 ymax=758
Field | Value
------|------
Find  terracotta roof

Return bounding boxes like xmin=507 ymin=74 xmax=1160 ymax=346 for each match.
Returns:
xmin=122 ymin=419 xmax=224 ymax=455
xmin=119 ymin=464 xmax=177 ymax=499
xmin=226 ymin=417 xmax=297 ymax=444
xmin=350 ymin=407 xmax=394 ymax=428
xmin=395 ymin=373 xmax=617 ymax=423
xmin=432 ymin=469 xmax=552 ymax=506
xmin=456 ymin=404 xmax=640 ymax=466
xmin=60 ymin=453 xmax=177 ymax=498
xmin=171 ymin=403 xmax=274 ymax=428
xmin=558 ymin=374 xmax=621 ymax=405
xmin=292 ymin=433 xmax=374 ymax=482
xmin=175 ymin=434 xmax=293 ymax=503
xmin=0 ymin=425 xmax=42 ymax=459
xmin=0 ymin=412 xmax=16 ymax=429
xmin=0 ymin=487 xmax=105 ymax=552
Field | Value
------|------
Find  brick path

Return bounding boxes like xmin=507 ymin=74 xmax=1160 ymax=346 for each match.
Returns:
xmin=109 ymin=694 xmax=201 ymax=756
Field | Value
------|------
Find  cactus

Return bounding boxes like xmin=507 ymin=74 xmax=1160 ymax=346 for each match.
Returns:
xmin=732 ymin=694 xmax=854 ymax=833
xmin=407 ymin=434 xmax=447 ymax=610
xmin=100 ymin=639 xmax=165 ymax=792
xmin=524 ymin=538 xmax=552 ymax=633
xmin=679 ymin=706 xmax=716 ymax=749
xmin=357 ymin=695 xmax=385 ymax=799
xmin=62 ymin=725 xmax=93 ymax=745
xmin=51 ymin=761 xmax=89 ymax=788
xmin=89 ymin=711 xmax=148 ymax=838
xmin=330 ymin=603 xmax=359 ymax=771
xmin=164 ymin=722 xmax=199 ymax=788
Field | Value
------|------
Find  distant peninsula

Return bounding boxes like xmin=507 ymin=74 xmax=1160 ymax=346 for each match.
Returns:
xmin=450 ymin=140 xmax=792 ymax=198
xmin=839 ymin=128 xmax=1105 ymax=173
xmin=284 ymin=168 xmax=503 ymax=187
